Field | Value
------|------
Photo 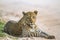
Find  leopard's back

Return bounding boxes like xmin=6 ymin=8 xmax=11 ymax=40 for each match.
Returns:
xmin=4 ymin=20 xmax=22 ymax=36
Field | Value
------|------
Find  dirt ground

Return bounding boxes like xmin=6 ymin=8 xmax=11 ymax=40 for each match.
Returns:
xmin=0 ymin=11 xmax=60 ymax=40
xmin=0 ymin=0 xmax=60 ymax=40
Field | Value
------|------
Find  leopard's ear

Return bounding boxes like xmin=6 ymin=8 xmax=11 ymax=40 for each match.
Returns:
xmin=34 ymin=10 xmax=38 ymax=15
xmin=22 ymin=11 xmax=26 ymax=15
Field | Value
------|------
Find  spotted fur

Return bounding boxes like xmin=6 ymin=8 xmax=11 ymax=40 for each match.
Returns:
xmin=4 ymin=10 xmax=55 ymax=39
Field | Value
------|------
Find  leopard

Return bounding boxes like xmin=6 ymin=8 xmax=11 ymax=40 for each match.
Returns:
xmin=4 ymin=10 xmax=55 ymax=39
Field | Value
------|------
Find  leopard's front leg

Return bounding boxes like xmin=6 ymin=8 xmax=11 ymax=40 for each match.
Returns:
xmin=36 ymin=29 xmax=55 ymax=39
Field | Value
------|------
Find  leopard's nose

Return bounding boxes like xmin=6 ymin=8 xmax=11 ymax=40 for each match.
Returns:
xmin=30 ymin=23 xmax=34 ymax=25
xmin=31 ymin=21 xmax=32 ymax=23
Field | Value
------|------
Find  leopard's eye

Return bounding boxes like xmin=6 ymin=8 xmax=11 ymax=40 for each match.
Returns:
xmin=33 ymin=16 xmax=35 ymax=18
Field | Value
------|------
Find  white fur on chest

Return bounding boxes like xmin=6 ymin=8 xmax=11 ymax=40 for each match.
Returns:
xmin=30 ymin=24 xmax=36 ymax=32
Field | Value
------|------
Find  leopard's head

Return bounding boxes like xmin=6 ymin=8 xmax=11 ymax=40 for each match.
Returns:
xmin=22 ymin=10 xmax=38 ymax=28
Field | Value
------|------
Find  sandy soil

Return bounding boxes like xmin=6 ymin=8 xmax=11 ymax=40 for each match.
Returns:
xmin=0 ymin=1 xmax=60 ymax=40
xmin=0 ymin=10 xmax=60 ymax=40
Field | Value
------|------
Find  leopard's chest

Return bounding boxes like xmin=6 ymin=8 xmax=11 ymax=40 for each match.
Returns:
xmin=22 ymin=24 xmax=37 ymax=37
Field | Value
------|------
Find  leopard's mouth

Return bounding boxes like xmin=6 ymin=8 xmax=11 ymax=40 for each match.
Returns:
xmin=27 ymin=23 xmax=35 ymax=29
